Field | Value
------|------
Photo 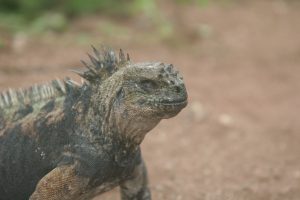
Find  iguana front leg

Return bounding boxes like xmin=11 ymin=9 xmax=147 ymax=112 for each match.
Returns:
xmin=29 ymin=164 xmax=89 ymax=200
xmin=120 ymin=159 xmax=151 ymax=200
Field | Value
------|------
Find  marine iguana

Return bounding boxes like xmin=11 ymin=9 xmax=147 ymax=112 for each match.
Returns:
xmin=0 ymin=46 xmax=188 ymax=200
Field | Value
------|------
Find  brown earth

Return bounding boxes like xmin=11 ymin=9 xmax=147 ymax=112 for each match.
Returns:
xmin=1 ymin=1 xmax=300 ymax=199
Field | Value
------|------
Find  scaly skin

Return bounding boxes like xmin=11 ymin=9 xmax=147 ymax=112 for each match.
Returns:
xmin=0 ymin=46 xmax=187 ymax=200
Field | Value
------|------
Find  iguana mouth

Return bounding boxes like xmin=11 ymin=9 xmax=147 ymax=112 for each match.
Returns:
xmin=141 ymin=97 xmax=187 ymax=108
xmin=138 ymin=97 xmax=187 ymax=107
xmin=159 ymin=98 xmax=187 ymax=106
xmin=155 ymin=97 xmax=187 ymax=118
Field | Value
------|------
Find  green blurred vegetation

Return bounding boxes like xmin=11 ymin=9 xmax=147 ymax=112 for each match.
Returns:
xmin=0 ymin=0 xmax=233 ymax=41
xmin=176 ymin=0 xmax=210 ymax=6
xmin=0 ymin=0 xmax=159 ymax=33
xmin=0 ymin=0 xmax=148 ymax=18
xmin=0 ymin=0 xmax=296 ymax=34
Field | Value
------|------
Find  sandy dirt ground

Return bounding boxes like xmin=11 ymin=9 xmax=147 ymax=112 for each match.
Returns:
xmin=0 ymin=1 xmax=300 ymax=199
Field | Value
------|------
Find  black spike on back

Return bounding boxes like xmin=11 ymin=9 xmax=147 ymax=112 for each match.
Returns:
xmin=70 ymin=69 xmax=85 ymax=77
xmin=91 ymin=45 xmax=100 ymax=60
xmin=119 ymin=49 xmax=126 ymax=63
xmin=81 ymin=60 xmax=95 ymax=71
xmin=51 ymin=79 xmax=66 ymax=94
xmin=88 ymin=53 xmax=101 ymax=69
xmin=127 ymin=53 xmax=130 ymax=62
xmin=64 ymin=77 xmax=73 ymax=92
xmin=0 ymin=79 xmax=69 ymax=110
xmin=73 ymin=45 xmax=131 ymax=83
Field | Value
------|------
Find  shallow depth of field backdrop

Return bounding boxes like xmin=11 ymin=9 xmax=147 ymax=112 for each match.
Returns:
xmin=0 ymin=0 xmax=300 ymax=199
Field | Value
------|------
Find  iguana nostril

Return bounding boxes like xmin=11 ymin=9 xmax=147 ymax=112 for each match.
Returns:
xmin=175 ymin=86 xmax=181 ymax=93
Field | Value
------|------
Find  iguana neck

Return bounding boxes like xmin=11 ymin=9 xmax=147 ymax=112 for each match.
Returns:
xmin=79 ymin=82 xmax=159 ymax=146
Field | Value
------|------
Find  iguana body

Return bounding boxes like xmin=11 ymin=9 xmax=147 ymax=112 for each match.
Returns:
xmin=0 ymin=46 xmax=187 ymax=200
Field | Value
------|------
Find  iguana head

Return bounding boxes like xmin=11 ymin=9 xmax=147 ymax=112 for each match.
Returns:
xmin=79 ymin=47 xmax=187 ymax=143
xmin=118 ymin=62 xmax=187 ymax=119
xmin=109 ymin=62 xmax=187 ymax=143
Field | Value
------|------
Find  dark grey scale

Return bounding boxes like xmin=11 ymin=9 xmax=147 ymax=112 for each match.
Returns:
xmin=165 ymin=64 xmax=173 ymax=73
xmin=0 ymin=110 xmax=5 ymax=130
xmin=159 ymin=68 xmax=164 ymax=74
xmin=159 ymin=68 xmax=169 ymax=78
xmin=41 ymin=99 xmax=56 ymax=113
xmin=12 ymin=104 xmax=34 ymax=121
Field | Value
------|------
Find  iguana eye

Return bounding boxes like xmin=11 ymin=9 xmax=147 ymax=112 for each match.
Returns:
xmin=140 ymin=79 xmax=158 ymax=92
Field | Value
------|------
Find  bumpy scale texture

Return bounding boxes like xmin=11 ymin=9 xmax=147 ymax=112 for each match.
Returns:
xmin=0 ymin=46 xmax=188 ymax=200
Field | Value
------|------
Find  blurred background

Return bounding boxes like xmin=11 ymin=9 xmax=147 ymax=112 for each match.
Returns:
xmin=1 ymin=0 xmax=300 ymax=199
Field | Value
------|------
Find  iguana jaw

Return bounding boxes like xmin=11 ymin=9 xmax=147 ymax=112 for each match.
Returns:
xmin=139 ymin=96 xmax=187 ymax=119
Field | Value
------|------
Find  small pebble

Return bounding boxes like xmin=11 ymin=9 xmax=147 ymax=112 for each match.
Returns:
xmin=218 ymin=113 xmax=234 ymax=126
xmin=189 ymin=101 xmax=207 ymax=122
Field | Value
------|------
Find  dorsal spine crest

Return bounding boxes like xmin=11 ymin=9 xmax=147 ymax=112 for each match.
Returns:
xmin=74 ymin=46 xmax=130 ymax=83
xmin=0 ymin=46 xmax=129 ymax=111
